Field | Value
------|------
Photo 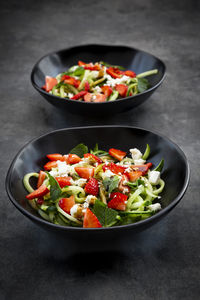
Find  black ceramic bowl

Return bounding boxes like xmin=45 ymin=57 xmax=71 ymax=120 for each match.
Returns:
xmin=31 ymin=44 xmax=166 ymax=115
xmin=6 ymin=126 xmax=189 ymax=249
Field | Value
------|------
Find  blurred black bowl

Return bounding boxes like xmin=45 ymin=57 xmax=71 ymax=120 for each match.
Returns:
xmin=31 ymin=44 xmax=166 ymax=115
xmin=6 ymin=126 xmax=189 ymax=250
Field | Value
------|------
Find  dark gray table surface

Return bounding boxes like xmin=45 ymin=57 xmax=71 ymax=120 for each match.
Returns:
xmin=1 ymin=0 xmax=200 ymax=299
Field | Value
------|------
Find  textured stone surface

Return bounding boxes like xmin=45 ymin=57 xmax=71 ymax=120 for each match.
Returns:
xmin=1 ymin=0 xmax=200 ymax=299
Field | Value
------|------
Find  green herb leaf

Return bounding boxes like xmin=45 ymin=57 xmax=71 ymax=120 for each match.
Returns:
xmin=69 ymin=143 xmax=88 ymax=158
xmin=137 ymin=78 xmax=149 ymax=93
xmin=127 ymin=179 xmax=145 ymax=189
xmin=100 ymin=61 xmax=125 ymax=70
xmin=154 ymin=159 xmax=164 ymax=172
xmin=46 ymin=172 xmax=62 ymax=202
xmin=92 ymin=199 xmax=118 ymax=227
xmin=103 ymin=175 xmax=120 ymax=193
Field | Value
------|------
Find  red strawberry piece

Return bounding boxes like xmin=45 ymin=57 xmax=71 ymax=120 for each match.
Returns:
xmin=115 ymin=84 xmax=128 ymax=98
xmin=84 ymin=178 xmax=99 ymax=196
xmin=106 ymin=67 xmax=121 ymax=78
xmin=123 ymin=70 xmax=136 ymax=78
xmin=55 ymin=177 xmax=72 ymax=188
xmin=101 ymin=85 xmax=113 ymax=98
xmin=59 ymin=196 xmax=75 ymax=214
xmin=37 ymin=171 xmax=46 ymax=188
xmin=118 ymin=175 xmax=130 ymax=193
xmin=26 ymin=185 xmax=49 ymax=200
xmin=83 ymin=208 xmax=102 ymax=228
xmin=71 ymin=91 xmax=88 ymax=100
xmin=66 ymin=154 xmax=81 ymax=164
xmin=109 ymin=148 xmax=127 ymax=161
xmin=84 ymin=81 xmax=90 ymax=91
xmin=108 ymin=192 xmax=127 ymax=211
xmin=44 ymin=76 xmax=58 ymax=92
xmin=132 ymin=162 xmax=153 ymax=175
xmin=43 ymin=161 xmax=58 ymax=171
xmin=102 ymin=162 xmax=126 ymax=175
xmin=126 ymin=170 xmax=142 ymax=182
xmin=84 ymin=153 xmax=103 ymax=164
xmin=75 ymin=167 xmax=94 ymax=179
xmin=46 ymin=153 xmax=65 ymax=161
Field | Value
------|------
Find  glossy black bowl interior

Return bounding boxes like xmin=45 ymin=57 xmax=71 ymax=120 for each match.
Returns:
xmin=6 ymin=126 xmax=189 ymax=247
xmin=31 ymin=44 xmax=166 ymax=115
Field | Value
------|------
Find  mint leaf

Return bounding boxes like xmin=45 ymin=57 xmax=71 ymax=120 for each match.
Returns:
xmin=103 ymin=175 xmax=120 ymax=193
xmin=137 ymin=78 xmax=149 ymax=93
xmin=92 ymin=200 xmax=118 ymax=227
xmin=69 ymin=143 xmax=88 ymax=158
xmin=46 ymin=172 xmax=62 ymax=201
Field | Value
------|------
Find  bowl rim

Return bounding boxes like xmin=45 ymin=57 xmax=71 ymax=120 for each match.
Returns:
xmin=6 ymin=125 xmax=190 ymax=232
xmin=30 ymin=43 xmax=166 ymax=105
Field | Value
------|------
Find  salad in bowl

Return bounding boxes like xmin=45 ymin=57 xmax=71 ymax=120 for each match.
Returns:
xmin=23 ymin=143 xmax=165 ymax=228
xmin=42 ymin=61 xmax=158 ymax=102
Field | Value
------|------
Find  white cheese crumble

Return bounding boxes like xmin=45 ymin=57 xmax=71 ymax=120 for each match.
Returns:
xmin=148 ymin=171 xmax=161 ymax=185
xmin=130 ymin=148 xmax=143 ymax=160
xmin=148 ymin=203 xmax=161 ymax=212
xmin=101 ymin=169 xmax=115 ymax=180
xmin=73 ymin=178 xmax=87 ymax=187
xmin=104 ymin=75 xmax=130 ymax=87
xmin=134 ymin=158 xmax=146 ymax=165
xmin=93 ymin=85 xmax=102 ymax=93
xmin=68 ymin=92 xmax=74 ymax=98
xmin=55 ymin=161 xmax=76 ymax=177
xmin=70 ymin=204 xmax=79 ymax=217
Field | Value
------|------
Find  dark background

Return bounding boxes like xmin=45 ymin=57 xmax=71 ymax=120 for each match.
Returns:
xmin=1 ymin=0 xmax=200 ymax=299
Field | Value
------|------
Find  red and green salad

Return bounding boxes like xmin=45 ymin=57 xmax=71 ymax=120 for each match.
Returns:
xmin=42 ymin=61 xmax=158 ymax=102
xmin=23 ymin=143 xmax=165 ymax=228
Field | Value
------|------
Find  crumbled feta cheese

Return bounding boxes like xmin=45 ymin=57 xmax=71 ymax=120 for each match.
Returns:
xmin=104 ymin=75 xmax=130 ymax=87
xmin=148 ymin=203 xmax=161 ymax=212
xmin=68 ymin=92 xmax=74 ymax=98
xmin=91 ymin=71 xmax=99 ymax=78
xmin=83 ymin=202 xmax=89 ymax=209
xmin=134 ymin=158 xmax=146 ymax=165
xmin=130 ymin=148 xmax=143 ymax=160
xmin=101 ymin=169 xmax=115 ymax=179
xmin=73 ymin=178 xmax=87 ymax=187
xmin=57 ymin=161 xmax=75 ymax=177
xmin=49 ymin=169 xmax=59 ymax=177
xmin=93 ymin=85 xmax=102 ymax=93
xmin=70 ymin=204 xmax=79 ymax=217
xmin=85 ymin=195 xmax=97 ymax=205
xmin=148 ymin=171 xmax=161 ymax=185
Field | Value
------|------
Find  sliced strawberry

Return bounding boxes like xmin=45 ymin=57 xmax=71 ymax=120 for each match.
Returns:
xmin=84 ymin=81 xmax=90 ymax=91
xmin=46 ymin=153 xmax=65 ymax=161
xmin=44 ymin=76 xmax=58 ymax=92
xmin=118 ymin=175 xmax=130 ymax=193
xmin=84 ymin=93 xmax=106 ymax=103
xmin=101 ymin=85 xmax=113 ymax=98
xmin=66 ymin=154 xmax=81 ymax=164
xmin=106 ymin=67 xmax=121 ymax=79
xmin=71 ymin=91 xmax=88 ymax=100
xmin=84 ymin=178 xmax=99 ymax=196
xmin=108 ymin=192 xmax=127 ymax=211
xmin=26 ymin=185 xmax=49 ymax=200
xmin=78 ymin=61 xmax=100 ymax=71
xmin=37 ymin=197 xmax=44 ymax=205
xmin=75 ymin=167 xmax=94 ymax=179
xmin=103 ymin=162 xmax=126 ymax=175
xmin=83 ymin=208 xmax=102 ymax=228
xmin=109 ymin=148 xmax=126 ymax=161
xmin=132 ymin=163 xmax=153 ymax=175
xmin=123 ymin=70 xmax=136 ymax=78
xmin=59 ymin=196 xmax=75 ymax=214
xmin=64 ymin=77 xmax=80 ymax=88
xmin=126 ymin=170 xmax=142 ymax=182
xmin=84 ymin=153 xmax=103 ymax=164
xmin=115 ymin=84 xmax=128 ymax=98
xmin=37 ymin=171 xmax=46 ymax=188
xmin=55 ymin=177 xmax=72 ymax=188
xmin=44 ymin=161 xmax=58 ymax=171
